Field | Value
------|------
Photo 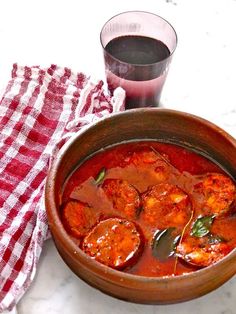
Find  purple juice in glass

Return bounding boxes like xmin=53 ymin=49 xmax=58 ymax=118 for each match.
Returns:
xmin=100 ymin=11 xmax=177 ymax=109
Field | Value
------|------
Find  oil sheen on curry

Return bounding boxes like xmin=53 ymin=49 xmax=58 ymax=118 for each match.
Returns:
xmin=61 ymin=141 xmax=236 ymax=277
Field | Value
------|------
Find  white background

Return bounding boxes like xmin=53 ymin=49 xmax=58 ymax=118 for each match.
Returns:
xmin=0 ymin=0 xmax=236 ymax=313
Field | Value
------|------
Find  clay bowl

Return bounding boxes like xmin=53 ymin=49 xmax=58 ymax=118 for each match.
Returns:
xmin=45 ymin=108 xmax=236 ymax=304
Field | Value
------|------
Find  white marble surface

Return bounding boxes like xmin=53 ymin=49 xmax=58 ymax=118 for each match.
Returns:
xmin=0 ymin=0 xmax=236 ymax=313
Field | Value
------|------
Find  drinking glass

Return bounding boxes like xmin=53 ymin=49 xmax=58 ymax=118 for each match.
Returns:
xmin=100 ymin=11 xmax=177 ymax=109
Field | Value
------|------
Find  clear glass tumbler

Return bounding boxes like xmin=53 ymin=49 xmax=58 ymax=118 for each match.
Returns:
xmin=100 ymin=11 xmax=177 ymax=109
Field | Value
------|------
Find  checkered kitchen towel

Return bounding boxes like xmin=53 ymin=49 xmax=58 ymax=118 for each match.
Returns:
xmin=0 ymin=64 xmax=125 ymax=312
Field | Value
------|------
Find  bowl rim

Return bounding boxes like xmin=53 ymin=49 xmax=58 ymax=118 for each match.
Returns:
xmin=45 ymin=108 xmax=236 ymax=286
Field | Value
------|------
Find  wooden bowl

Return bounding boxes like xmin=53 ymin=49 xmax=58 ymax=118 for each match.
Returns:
xmin=45 ymin=108 xmax=236 ymax=304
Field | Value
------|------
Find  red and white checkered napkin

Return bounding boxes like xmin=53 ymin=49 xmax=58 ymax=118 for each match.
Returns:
xmin=0 ymin=64 xmax=125 ymax=311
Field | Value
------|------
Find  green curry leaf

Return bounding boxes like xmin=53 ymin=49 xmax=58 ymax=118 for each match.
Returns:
xmin=191 ymin=215 xmax=215 ymax=238
xmin=152 ymin=228 xmax=180 ymax=261
xmin=94 ymin=167 xmax=106 ymax=185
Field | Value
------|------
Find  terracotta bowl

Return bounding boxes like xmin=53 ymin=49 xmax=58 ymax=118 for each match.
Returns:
xmin=45 ymin=108 xmax=236 ymax=304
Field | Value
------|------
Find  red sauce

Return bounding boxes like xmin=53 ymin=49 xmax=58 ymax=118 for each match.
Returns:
xmin=61 ymin=141 xmax=236 ymax=277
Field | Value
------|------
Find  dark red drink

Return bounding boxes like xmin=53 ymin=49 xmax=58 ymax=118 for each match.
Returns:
xmin=104 ymin=35 xmax=172 ymax=109
xmin=100 ymin=11 xmax=177 ymax=109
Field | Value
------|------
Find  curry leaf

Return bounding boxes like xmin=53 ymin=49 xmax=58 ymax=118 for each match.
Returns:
xmin=94 ymin=167 xmax=106 ymax=185
xmin=152 ymin=228 xmax=180 ymax=261
xmin=191 ymin=215 xmax=215 ymax=238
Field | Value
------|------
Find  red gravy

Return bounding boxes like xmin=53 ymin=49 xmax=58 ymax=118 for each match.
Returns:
xmin=61 ymin=141 xmax=236 ymax=277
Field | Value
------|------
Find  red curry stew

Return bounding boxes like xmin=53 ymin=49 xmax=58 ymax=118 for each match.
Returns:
xmin=61 ymin=141 xmax=236 ymax=277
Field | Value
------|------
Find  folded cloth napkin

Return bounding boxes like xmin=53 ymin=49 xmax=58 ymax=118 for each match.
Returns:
xmin=0 ymin=64 xmax=125 ymax=312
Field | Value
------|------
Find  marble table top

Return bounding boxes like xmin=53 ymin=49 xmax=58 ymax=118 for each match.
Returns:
xmin=1 ymin=0 xmax=236 ymax=313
